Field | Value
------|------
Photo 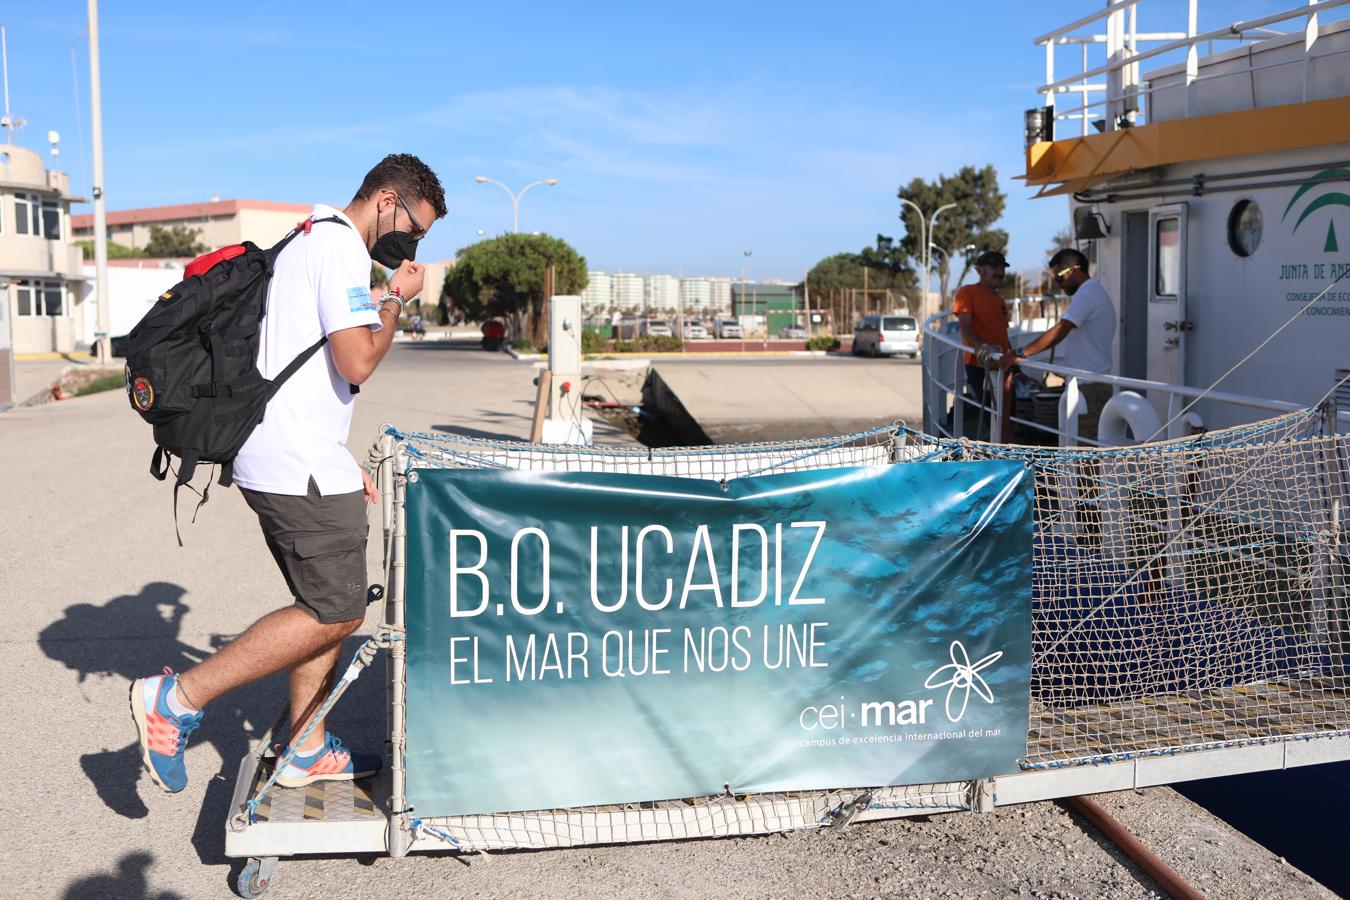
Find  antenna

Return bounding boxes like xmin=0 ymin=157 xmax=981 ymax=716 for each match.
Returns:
xmin=2 ymin=25 xmax=11 ymax=143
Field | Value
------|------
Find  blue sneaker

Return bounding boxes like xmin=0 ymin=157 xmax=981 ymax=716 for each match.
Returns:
xmin=129 ymin=667 xmax=202 ymax=793
xmin=276 ymin=733 xmax=381 ymax=788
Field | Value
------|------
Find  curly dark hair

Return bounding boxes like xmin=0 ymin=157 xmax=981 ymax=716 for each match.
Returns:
xmin=1049 ymin=246 xmax=1090 ymax=275
xmin=353 ymin=153 xmax=447 ymax=219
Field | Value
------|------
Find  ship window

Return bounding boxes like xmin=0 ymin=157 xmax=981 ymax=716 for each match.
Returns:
xmin=1227 ymin=200 xmax=1262 ymax=258
xmin=1155 ymin=217 xmax=1181 ymax=297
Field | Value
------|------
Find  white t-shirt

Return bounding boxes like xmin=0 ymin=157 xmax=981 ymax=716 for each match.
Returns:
xmin=1060 ymin=277 xmax=1116 ymax=375
xmin=233 ymin=205 xmax=381 ymax=496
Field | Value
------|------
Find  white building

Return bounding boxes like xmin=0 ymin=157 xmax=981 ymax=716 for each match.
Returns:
xmin=0 ymin=142 xmax=86 ymax=361
xmin=581 ymin=270 xmax=612 ymax=315
xmin=708 ymin=277 xmax=733 ymax=314
xmin=679 ymin=277 xmax=712 ymax=314
xmin=611 ymin=272 xmax=644 ymax=312
xmin=72 ymin=197 xmax=311 ymax=253
xmin=644 ymin=274 xmax=680 ymax=313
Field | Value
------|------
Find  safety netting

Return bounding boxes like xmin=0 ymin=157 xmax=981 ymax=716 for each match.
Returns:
xmin=384 ymin=407 xmax=1349 ymax=850
xmin=897 ymin=406 xmax=1349 ymax=768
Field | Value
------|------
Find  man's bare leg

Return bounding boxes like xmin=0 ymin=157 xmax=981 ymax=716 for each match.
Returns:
xmin=287 ymin=640 xmax=345 ymax=754
xmin=175 ymin=607 xmax=361 ymax=713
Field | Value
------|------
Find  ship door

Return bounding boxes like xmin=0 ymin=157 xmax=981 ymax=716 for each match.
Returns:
xmin=1146 ymin=203 xmax=1189 ymax=409
xmin=1120 ymin=211 xmax=1150 ymax=380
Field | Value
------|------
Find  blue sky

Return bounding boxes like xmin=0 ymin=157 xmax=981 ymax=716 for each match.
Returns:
xmin=2 ymin=1 xmax=1325 ymax=281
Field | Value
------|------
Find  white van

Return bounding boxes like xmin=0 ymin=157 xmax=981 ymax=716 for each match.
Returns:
xmin=852 ymin=314 xmax=919 ymax=358
xmin=714 ymin=318 xmax=742 ymax=339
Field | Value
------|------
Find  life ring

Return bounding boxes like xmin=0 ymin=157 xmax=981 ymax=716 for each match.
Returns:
xmin=1097 ymin=391 xmax=1164 ymax=445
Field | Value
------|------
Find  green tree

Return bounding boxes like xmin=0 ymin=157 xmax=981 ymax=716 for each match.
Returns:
xmin=444 ymin=233 xmax=587 ymax=347
xmin=880 ymin=164 xmax=1008 ymax=310
xmin=1046 ymin=225 xmax=1074 ymax=260
xmin=75 ymin=239 xmax=142 ymax=260
xmin=803 ymin=251 xmax=919 ymax=322
xmin=142 ymin=224 xmax=207 ymax=258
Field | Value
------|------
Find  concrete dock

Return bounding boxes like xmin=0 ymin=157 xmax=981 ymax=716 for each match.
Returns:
xmin=1 ymin=342 xmax=1330 ymax=898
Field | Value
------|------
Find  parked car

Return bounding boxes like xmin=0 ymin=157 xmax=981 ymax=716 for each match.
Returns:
xmin=852 ymin=314 xmax=919 ymax=358
xmin=642 ymin=319 xmax=672 ymax=337
xmin=778 ymin=324 xmax=807 ymax=340
xmin=89 ymin=334 xmax=131 ymax=358
xmin=679 ymin=319 xmax=709 ymax=340
xmin=713 ymin=318 xmax=742 ymax=339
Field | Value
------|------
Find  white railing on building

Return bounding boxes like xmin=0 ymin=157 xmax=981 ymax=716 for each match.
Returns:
xmin=1035 ymin=0 xmax=1350 ymax=137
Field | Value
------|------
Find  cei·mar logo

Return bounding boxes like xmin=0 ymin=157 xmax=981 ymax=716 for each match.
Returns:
xmin=924 ymin=640 xmax=1003 ymax=724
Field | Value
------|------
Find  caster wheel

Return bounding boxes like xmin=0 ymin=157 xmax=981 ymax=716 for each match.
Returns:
xmin=235 ymin=857 xmax=278 ymax=898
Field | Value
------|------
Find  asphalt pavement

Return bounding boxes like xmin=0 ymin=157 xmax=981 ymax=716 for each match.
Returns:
xmin=0 ymin=341 xmax=1330 ymax=899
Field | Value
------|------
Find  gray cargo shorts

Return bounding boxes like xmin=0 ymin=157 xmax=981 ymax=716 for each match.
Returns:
xmin=241 ymin=477 xmax=369 ymax=624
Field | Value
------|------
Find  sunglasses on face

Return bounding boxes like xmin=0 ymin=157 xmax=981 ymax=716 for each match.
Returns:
xmin=395 ymin=194 xmax=428 ymax=240
xmin=1053 ymin=265 xmax=1077 ymax=282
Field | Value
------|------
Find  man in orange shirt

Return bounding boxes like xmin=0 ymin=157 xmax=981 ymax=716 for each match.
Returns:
xmin=953 ymin=250 xmax=1014 ymax=438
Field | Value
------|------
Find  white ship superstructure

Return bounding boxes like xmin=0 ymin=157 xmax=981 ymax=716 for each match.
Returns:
xmin=925 ymin=0 xmax=1350 ymax=442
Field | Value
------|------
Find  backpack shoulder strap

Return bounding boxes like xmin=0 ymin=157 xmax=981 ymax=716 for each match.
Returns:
xmin=268 ymin=214 xmax=353 ymax=257
xmin=271 ymin=335 xmax=329 ymax=393
xmin=266 ymin=214 xmax=359 ymax=395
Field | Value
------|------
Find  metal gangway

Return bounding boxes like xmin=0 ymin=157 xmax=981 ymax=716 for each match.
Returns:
xmin=222 ymin=414 xmax=1350 ymax=896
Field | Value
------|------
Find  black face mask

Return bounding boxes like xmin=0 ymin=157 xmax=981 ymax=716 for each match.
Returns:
xmin=370 ymin=203 xmax=421 ymax=268
xmin=371 ymin=230 xmax=419 ymax=268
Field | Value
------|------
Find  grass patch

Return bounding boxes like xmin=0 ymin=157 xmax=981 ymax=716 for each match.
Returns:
xmin=74 ymin=373 xmax=125 ymax=397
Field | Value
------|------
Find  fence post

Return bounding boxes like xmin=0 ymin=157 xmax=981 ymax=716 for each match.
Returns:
xmin=952 ymin=355 xmax=967 ymax=440
xmin=991 ymin=371 xmax=1005 ymax=444
xmin=1321 ymin=400 xmax=1348 ymax=677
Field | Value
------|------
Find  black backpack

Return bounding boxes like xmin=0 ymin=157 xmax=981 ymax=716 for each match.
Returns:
xmin=124 ymin=216 xmax=351 ymax=535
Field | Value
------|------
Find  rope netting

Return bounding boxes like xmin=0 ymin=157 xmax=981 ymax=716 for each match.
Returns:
xmin=898 ymin=406 xmax=1349 ymax=767
xmin=389 ymin=407 xmax=1349 ymax=849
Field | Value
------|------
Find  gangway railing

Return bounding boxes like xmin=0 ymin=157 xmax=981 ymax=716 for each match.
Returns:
xmin=1034 ymin=0 xmax=1350 ymax=138
xmin=921 ymin=309 xmax=1349 ymax=445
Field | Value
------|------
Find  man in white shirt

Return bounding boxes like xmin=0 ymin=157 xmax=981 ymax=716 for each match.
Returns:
xmin=1010 ymin=248 xmax=1117 ymax=443
xmin=131 ymin=154 xmax=445 ymax=794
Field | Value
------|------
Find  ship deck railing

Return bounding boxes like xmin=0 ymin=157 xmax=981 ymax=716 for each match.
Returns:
xmin=1036 ymin=0 xmax=1350 ymax=137
xmin=920 ymin=308 xmax=1350 ymax=447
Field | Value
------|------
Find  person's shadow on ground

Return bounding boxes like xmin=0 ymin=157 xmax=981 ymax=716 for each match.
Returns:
xmin=62 ymin=851 xmax=183 ymax=900
xmin=38 ymin=580 xmax=385 ymax=866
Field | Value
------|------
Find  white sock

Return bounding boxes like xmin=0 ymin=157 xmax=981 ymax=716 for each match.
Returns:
xmin=165 ymin=679 xmax=197 ymax=717
xmin=290 ymin=735 xmax=326 ymax=758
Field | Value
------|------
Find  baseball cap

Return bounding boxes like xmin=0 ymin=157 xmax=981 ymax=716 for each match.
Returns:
xmin=974 ymin=250 xmax=1008 ymax=267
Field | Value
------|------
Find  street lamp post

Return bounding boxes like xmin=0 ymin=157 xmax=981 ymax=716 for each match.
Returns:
xmin=739 ymin=250 xmax=755 ymax=350
xmin=898 ymin=200 xmax=957 ymax=324
xmin=473 ymin=176 xmax=558 ymax=233
xmin=928 ymin=241 xmax=977 ymax=308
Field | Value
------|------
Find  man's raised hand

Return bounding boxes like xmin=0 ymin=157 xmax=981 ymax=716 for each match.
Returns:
xmin=389 ymin=260 xmax=425 ymax=300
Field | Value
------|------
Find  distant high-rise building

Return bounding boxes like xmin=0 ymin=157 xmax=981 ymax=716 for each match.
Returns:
xmin=644 ymin=274 xmax=680 ymax=312
xmin=708 ymin=277 xmax=733 ymax=314
xmin=581 ymin=271 xmax=612 ymax=315
xmin=679 ymin=277 xmax=712 ymax=313
xmin=611 ymin=272 xmax=644 ymax=312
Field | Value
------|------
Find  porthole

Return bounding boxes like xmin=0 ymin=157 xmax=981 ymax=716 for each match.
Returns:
xmin=1227 ymin=199 xmax=1262 ymax=258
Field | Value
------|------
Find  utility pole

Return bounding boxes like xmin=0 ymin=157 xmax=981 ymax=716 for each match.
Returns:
xmin=88 ymin=0 xmax=111 ymax=365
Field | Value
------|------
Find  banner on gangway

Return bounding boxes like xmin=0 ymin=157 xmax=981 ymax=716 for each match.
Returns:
xmin=404 ymin=462 xmax=1033 ymax=816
